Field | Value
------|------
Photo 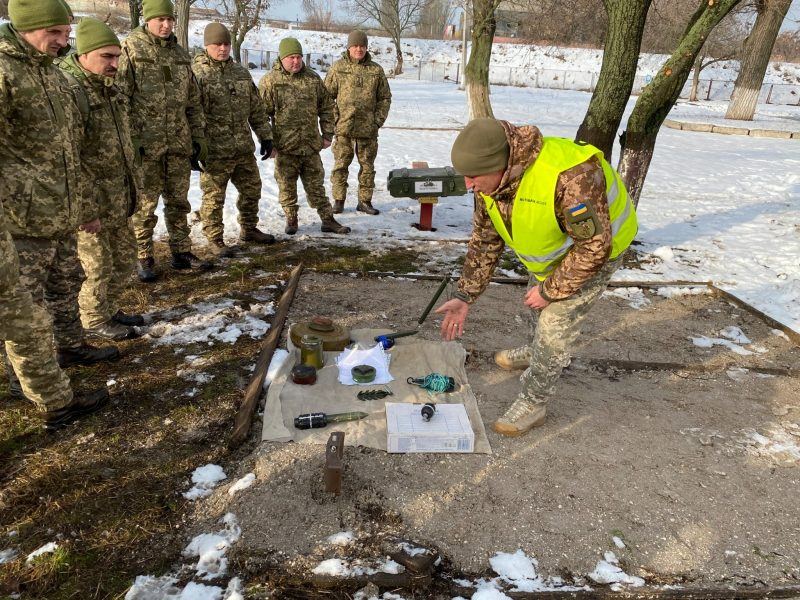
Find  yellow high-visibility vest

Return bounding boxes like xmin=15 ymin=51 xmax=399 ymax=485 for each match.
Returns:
xmin=482 ymin=137 xmax=637 ymax=281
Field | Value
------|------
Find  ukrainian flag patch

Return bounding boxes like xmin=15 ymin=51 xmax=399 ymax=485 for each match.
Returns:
xmin=569 ymin=203 xmax=589 ymax=217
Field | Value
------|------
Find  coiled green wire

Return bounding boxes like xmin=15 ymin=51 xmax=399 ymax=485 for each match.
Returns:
xmin=407 ymin=373 xmax=455 ymax=394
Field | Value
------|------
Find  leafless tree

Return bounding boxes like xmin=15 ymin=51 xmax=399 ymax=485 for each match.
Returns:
xmin=771 ymin=29 xmax=800 ymax=61
xmin=303 ymin=0 xmax=336 ymax=31
xmin=465 ymin=0 xmax=501 ymax=119
xmin=348 ymin=0 xmax=428 ymax=74
xmin=416 ymin=0 xmax=456 ymax=38
xmin=175 ymin=0 xmax=198 ymax=48
xmin=726 ymin=0 xmax=793 ymax=120
xmin=218 ymin=0 xmax=272 ymax=63
xmin=688 ymin=10 xmax=748 ymax=101
xmin=128 ymin=0 xmax=142 ymax=28
xmin=0 ymin=0 xmax=9 ymax=19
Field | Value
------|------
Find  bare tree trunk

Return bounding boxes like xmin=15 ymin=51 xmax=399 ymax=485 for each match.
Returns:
xmin=689 ymin=53 xmax=702 ymax=101
xmin=459 ymin=8 xmax=468 ymax=91
xmin=233 ymin=31 xmax=246 ymax=63
xmin=0 ymin=0 xmax=8 ymax=19
xmin=128 ymin=0 xmax=141 ymax=28
xmin=725 ymin=0 xmax=792 ymax=121
xmin=392 ymin=36 xmax=404 ymax=75
xmin=618 ymin=0 xmax=743 ymax=207
xmin=575 ymin=0 xmax=651 ymax=159
xmin=175 ymin=0 xmax=192 ymax=49
xmin=465 ymin=0 xmax=496 ymax=120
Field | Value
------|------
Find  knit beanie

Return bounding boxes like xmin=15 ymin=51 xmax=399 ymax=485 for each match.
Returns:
xmin=76 ymin=18 xmax=120 ymax=55
xmin=9 ymin=0 xmax=70 ymax=32
xmin=204 ymin=22 xmax=231 ymax=46
xmin=142 ymin=0 xmax=175 ymax=21
xmin=347 ymin=30 xmax=368 ymax=48
xmin=279 ymin=37 xmax=302 ymax=59
xmin=61 ymin=0 xmax=74 ymax=22
xmin=451 ymin=118 xmax=510 ymax=176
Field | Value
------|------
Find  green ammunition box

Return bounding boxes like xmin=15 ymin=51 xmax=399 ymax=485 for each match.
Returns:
xmin=387 ymin=167 xmax=467 ymax=199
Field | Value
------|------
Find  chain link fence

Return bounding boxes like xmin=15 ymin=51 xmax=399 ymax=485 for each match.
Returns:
xmin=240 ymin=48 xmax=337 ymax=72
xmin=417 ymin=61 xmax=800 ymax=106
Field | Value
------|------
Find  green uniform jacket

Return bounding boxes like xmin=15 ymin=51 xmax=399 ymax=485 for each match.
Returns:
xmin=192 ymin=51 xmax=272 ymax=160
xmin=258 ymin=60 xmax=334 ymax=156
xmin=0 ymin=24 xmax=92 ymax=238
xmin=117 ymin=26 xmax=205 ymax=159
xmin=60 ymin=54 xmax=138 ymax=228
xmin=325 ymin=51 xmax=391 ymax=138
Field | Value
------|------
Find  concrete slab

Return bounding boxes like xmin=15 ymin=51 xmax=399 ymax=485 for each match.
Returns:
xmin=749 ymin=129 xmax=793 ymax=139
xmin=680 ymin=121 xmax=714 ymax=133
xmin=711 ymin=124 xmax=751 ymax=135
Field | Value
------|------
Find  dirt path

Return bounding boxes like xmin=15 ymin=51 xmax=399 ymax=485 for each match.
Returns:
xmin=199 ymin=273 xmax=800 ymax=595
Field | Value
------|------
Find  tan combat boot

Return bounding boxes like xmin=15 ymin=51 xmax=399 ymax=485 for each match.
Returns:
xmin=492 ymin=396 xmax=547 ymax=437
xmin=285 ymin=212 xmax=299 ymax=235
xmin=320 ymin=215 xmax=351 ymax=234
xmin=494 ymin=345 xmax=531 ymax=370
xmin=333 ymin=199 xmax=345 ymax=214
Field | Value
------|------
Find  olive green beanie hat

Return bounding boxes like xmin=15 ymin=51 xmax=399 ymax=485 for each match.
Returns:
xmin=76 ymin=18 xmax=120 ymax=55
xmin=347 ymin=30 xmax=368 ymax=48
xmin=451 ymin=118 xmax=510 ymax=176
xmin=279 ymin=37 xmax=302 ymax=59
xmin=143 ymin=0 xmax=175 ymax=21
xmin=9 ymin=0 xmax=70 ymax=32
xmin=204 ymin=22 xmax=231 ymax=46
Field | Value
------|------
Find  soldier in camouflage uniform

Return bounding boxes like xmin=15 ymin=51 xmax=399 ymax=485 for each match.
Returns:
xmin=60 ymin=18 xmax=142 ymax=340
xmin=0 ymin=0 xmax=112 ymax=430
xmin=193 ymin=22 xmax=275 ymax=256
xmin=325 ymin=30 xmax=391 ymax=216
xmin=258 ymin=37 xmax=350 ymax=235
xmin=437 ymin=118 xmax=638 ymax=436
xmin=0 ymin=0 xmax=120 ymax=375
xmin=117 ymin=0 xmax=211 ymax=281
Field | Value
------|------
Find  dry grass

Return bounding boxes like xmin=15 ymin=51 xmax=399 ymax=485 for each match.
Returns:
xmin=0 ymin=241 xmax=420 ymax=599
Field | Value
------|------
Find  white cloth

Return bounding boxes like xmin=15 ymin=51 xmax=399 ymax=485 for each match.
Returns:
xmin=335 ymin=342 xmax=393 ymax=385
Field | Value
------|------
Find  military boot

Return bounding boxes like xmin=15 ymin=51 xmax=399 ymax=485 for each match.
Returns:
xmin=137 ymin=257 xmax=157 ymax=283
xmin=492 ymin=396 xmax=547 ymax=437
xmin=320 ymin=216 xmax=351 ymax=234
xmin=494 ymin=345 xmax=532 ymax=371
xmin=58 ymin=344 xmax=120 ymax=368
xmin=356 ymin=201 xmax=380 ymax=216
xmin=208 ymin=238 xmax=237 ymax=258
xmin=171 ymin=251 xmax=213 ymax=271
xmin=85 ymin=320 xmax=138 ymax=341
xmin=240 ymin=228 xmax=276 ymax=245
xmin=333 ymin=199 xmax=345 ymax=214
xmin=285 ymin=213 xmax=299 ymax=235
xmin=44 ymin=387 xmax=110 ymax=432
xmin=113 ymin=310 xmax=144 ymax=327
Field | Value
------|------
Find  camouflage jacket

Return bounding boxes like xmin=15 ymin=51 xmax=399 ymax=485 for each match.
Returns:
xmin=324 ymin=51 xmax=391 ymax=138
xmin=258 ymin=60 xmax=334 ymax=156
xmin=0 ymin=24 xmax=92 ymax=238
xmin=192 ymin=51 xmax=271 ymax=160
xmin=60 ymin=54 xmax=138 ymax=227
xmin=0 ymin=200 xmax=20 ymax=300
xmin=117 ymin=26 xmax=205 ymax=159
xmin=458 ymin=122 xmax=613 ymax=303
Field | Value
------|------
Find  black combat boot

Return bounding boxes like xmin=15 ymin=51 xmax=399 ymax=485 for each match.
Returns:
xmin=320 ymin=216 xmax=351 ymax=234
xmin=137 ymin=257 xmax=157 ymax=283
xmin=44 ymin=387 xmax=110 ymax=431
xmin=285 ymin=214 xmax=299 ymax=235
xmin=113 ymin=310 xmax=144 ymax=326
xmin=239 ymin=228 xmax=276 ymax=245
xmin=57 ymin=344 xmax=120 ymax=368
xmin=171 ymin=251 xmax=213 ymax=271
xmin=356 ymin=201 xmax=380 ymax=215
xmin=85 ymin=320 xmax=138 ymax=341
xmin=333 ymin=199 xmax=345 ymax=214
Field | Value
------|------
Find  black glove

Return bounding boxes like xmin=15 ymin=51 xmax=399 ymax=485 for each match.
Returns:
xmin=260 ymin=139 xmax=273 ymax=161
xmin=190 ymin=138 xmax=207 ymax=172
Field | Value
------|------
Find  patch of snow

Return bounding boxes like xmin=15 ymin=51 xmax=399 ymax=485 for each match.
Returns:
xmin=612 ymin=536 xmax=626 ymax=549
xmin=719 ymin=325 xmax=751 ymax=345
xmin=604 ymin=287 xmax=650 ymax=309
xmin=488 ymin=550 xmax=587 ymax=593
xmin=655 ymin=286 xmax=711 ymax=298
xmin=25 ymin=542 xmax=58 ymax=563
xmin=0 ymin=548 xmax=18 ymax=564
xmin=228 ymin=473 xmax=256 ymax=496
xmin=179 ymin=582 xmax=224 ymax=600
xmin=326 ymin=531 xmax=355 ymax=546
xmin=223 ymin=578 xmax=244 ymax=600
xmin=690 ymin=335 xmax=753 ymax=355
xmin=398 ymin=541 xmax=430 ymax=556
xmin=183 ymin=514 xmax=241 ymax=580
xmin=183 ymin=464 xmax=227 ymax=500
xmin=312 ymin=558 xmax=349 ymax=576
xmin=771 ymin=329 xmax=790 ymax=341
xmin=125 ymin=575 xmax=181 ymax=599
xmin=741 ymin=426 xmax=800 ymax=463
xmin=588 ymin=551 xmax=645 ymax=587
xmin=379 ymin=559 xmax=404 ymax=574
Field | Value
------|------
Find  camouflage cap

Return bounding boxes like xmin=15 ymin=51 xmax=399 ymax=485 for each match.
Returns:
xmin=76 ymin=17 xmax=120 ymax=55
xmin=142 ymin=0 xmax=175 ymax=21
xmin=9 ymin=0 xmax=70 ymax=32
xmin=451 ymin=118 xmax=509 ymax=176
xmin=204 ymin=22 xmax=231 ymax=46
xmin=347 ymin=30 xmax=368 ymax=48
xmin=279 ymin=37 xmax=302 ymax=59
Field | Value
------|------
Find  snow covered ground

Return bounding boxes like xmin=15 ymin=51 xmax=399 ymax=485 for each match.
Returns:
xmin=153 ymin=78 xmax=799 ymax=334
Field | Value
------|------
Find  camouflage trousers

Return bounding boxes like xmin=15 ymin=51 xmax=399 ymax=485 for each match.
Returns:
xmin=330 ymin=136 xmax=379 ymax=204
xmin=519 ymin=258 xmax=620 ymax=405
xmin=275 ymin=152 xmax=333 ymax=219
xmin=200 ymin=154 xmax=262 ymax=241
xmin=133 ymin=153 xmax=192 ymax=259
xmin=0 ymin=231 xmax=76 ymax=410
xmin=78 ymin=220 xmax=136 ymax=328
